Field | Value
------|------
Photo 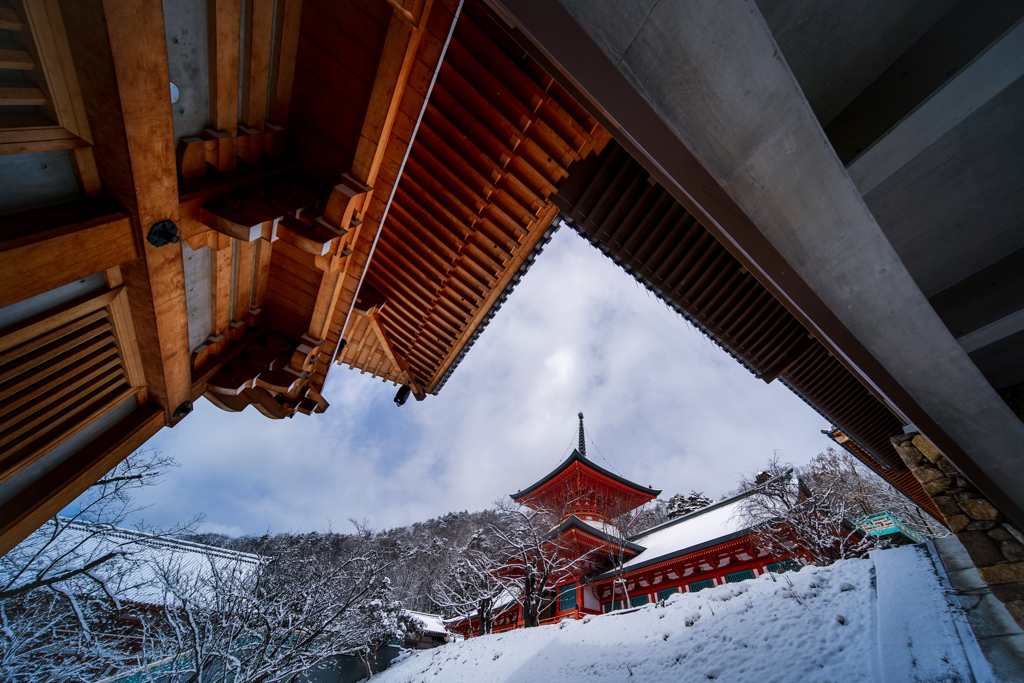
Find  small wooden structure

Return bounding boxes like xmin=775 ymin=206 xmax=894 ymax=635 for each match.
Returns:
xmin=854 ymin=511 xmax=924 ymax=546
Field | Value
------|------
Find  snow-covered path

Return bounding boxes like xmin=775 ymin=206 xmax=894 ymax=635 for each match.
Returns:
xmin=375 ymin=546 xmax=984 ymax=682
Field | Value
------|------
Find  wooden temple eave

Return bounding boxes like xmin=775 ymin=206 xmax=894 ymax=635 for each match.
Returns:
xmin=0 ymin=0 xmax=614 ymax=556
xmin=336 ymin=2 xmax=611 ymax=395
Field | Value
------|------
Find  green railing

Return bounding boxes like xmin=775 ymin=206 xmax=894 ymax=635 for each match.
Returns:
xmin=854 ymin=511 xmax=924 ymax=544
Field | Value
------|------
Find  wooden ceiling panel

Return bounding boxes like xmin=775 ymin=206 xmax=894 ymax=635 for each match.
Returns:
xmin=289 ymin=0 xmax=390 ymax=183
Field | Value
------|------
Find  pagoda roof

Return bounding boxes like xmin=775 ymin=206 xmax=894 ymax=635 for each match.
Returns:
xmin=510 ymin=449 xmax=662 ymax=501
xmin=547 ymin=515 xmax=647 ymax=554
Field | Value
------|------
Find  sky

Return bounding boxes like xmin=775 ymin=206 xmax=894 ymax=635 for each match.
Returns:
xmin=128 ymin=225 xmax=834 ymax=537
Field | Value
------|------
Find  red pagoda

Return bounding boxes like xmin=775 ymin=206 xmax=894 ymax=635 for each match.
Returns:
xmin=448 ymin=414 xmax=807 ymax=638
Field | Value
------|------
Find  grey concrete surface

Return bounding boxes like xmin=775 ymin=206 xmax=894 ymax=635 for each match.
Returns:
xmin=162 ymin=0 xmax=211 ymax=143
xmin=0 ymin=274 xmax=106 ymax=331
xmin=971 ymin=328 xmax=1024 ymax=391
xmin=847 ymin=18 xmax=1024 ymax=197
xmin=755 ymin=0 xmax=954 ymax=126
xmin=864 ymin=74 xmax=1024 ymax=299
xmin=0 ymin=150 xmax=80 ymax=216
xmin=549 ymin=0 xmax=1024 ymax=518
xmin=182 ymin=242 xmax=212 ymax=353
xmin=930 ymin=248 xmax=1024 ymax=341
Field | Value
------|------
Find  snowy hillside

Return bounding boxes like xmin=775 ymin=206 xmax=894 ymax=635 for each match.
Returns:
xmin=375 ymin=546 xmax=988 ymax=683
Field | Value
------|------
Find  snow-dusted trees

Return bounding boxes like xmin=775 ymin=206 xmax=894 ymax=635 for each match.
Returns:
xmin=664 ymin=491 xmax=715 ymax=520
xmin=485 ymin=500 xmax=594 ymax=629
xmin=0 ymin=450 xmax=183 ymax=682
xmin=803 ymin=447 xmax=946 ymax=541
xmin=736 ymin=447 xmax=945 ymax=568
xmin=144 ymin=525 xmax=410 ymax=682
xmin=428 ymin=529 xmax=505 ymax=636
xmin=736 ymin=453 xmax=876 ymax=566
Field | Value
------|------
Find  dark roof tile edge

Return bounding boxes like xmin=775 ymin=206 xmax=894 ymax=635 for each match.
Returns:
xmin=510 ymin=448 xmax=661 ymax=500
xmin=431 ymin=220 xmax=562 ymax=395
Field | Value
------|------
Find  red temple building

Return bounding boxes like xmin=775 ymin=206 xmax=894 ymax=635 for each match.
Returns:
xmin=449 ymin=415 xmax=806 ymax=638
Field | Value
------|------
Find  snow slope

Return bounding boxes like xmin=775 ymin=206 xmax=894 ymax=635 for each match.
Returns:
xmin=375 ymin=546 xmax=980 ymax=683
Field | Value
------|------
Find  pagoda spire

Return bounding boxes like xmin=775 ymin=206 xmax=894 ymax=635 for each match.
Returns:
xmin=578 ymin=412 xmax=586 ymax=458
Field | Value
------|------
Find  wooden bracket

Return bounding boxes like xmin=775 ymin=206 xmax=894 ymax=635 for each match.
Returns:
xmin=200 ymin=201 xmax=277 ymax=242
xmin=202 ymin=128 xmax=234 ymax=171
xmin=177 ymin=137 xmax=207 ymax=180
xmin=367 ymin=309 xmax=423 ymax=395
xmin=323 ymin=174 xmax=371 ymax=231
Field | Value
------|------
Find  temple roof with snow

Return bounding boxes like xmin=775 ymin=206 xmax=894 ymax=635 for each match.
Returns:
xmin=590 ymin=490 xmax=757 ymax=581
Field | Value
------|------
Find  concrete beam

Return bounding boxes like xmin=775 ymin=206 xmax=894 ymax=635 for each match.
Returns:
xmin=959 ymin=310 xmax=1024 ymax=355
xmin=493 ymin=0 xmax=1024 ymax=524
xmin=848 ymin=17 xmax=1024 ymax=195
xmin=930 ymin=247 xmax=1024 ymax=347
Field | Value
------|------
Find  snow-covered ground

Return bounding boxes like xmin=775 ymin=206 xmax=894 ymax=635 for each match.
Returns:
xmin=376 ymin=546 xmax=989 ymax=682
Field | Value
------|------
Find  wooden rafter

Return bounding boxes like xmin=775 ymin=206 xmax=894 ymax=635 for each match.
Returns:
xmin=367 ymin=308 xmax=423 ymax=395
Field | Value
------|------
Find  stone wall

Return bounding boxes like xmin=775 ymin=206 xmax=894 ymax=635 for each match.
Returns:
xmin=892 ymin=432 xmax=1024 ymax=628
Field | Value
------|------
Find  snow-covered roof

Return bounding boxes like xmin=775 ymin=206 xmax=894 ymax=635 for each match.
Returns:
xmin=574 ymin=518 xmax=621 ymax=539
xmin=406 ymin=610 xmax=448 ymax=636
xmin=590 ymin=492 xmax=755 ymax=580
xmin=549 ymin=516 xmax=646 ymax=554
xmin=3 ymin=519 xmax=262 ymax=605
xmin=443 ymin=588 xmax=519 ymax=627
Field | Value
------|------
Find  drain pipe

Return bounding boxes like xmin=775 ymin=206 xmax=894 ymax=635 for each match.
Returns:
xmin=330 ymin=0 xmax=465 ymax=369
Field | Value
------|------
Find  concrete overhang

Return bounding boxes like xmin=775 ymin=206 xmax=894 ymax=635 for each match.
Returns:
xmin=486 ymin=0 xmax=1024 ymax=526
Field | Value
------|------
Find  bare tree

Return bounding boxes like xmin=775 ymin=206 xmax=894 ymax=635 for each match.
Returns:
xmin=601 ymin=497 xmax=661 ymax=609
xmin=735 ymin=453 xmax=876 ymax=566
xmin=486 ymin=499 xmax=597 ymax=628
xmin=429 ymin=529 xmax=506 ymax=636
xmin=141 ymin=521 xmax=410 ymax=683
xmin=804 ymin=447 xmax=946 ymax=540
xmin=0 ymin=450 xmax=186 ymax=682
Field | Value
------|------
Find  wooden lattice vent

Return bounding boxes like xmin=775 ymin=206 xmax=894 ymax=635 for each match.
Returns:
xmin=0 ymin=288 xmax=144 ymax=485
xmin=0 ymin=0 xmax=94 ymax=156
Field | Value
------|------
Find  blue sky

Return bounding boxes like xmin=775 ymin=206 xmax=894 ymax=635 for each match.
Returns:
xmin=128 ymin=226 xmax=833 ymax=537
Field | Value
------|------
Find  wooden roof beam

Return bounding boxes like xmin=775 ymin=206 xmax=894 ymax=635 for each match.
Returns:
xmin=61 ymin=0 xmax=189 ymax=423
xmin=426 ymin=204 xmax=560 ymax=392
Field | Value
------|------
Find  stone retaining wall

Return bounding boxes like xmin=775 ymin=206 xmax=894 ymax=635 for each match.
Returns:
xmin=892 ymin=432 xmax=1024 ymax=628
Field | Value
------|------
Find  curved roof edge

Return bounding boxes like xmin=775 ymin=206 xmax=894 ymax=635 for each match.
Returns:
xmin=509 ymin=448 xmax=662 ymax=500
xmin=547 ymin=514 xmax=647 ymax=554
xmin=627 ymin=488 xmax=760 ymax=541
xmin=586 ymin=528 xmax=752 ymax=583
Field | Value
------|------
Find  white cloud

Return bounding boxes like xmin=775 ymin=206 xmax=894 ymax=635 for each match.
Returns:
xmin=132 ymin=228 xmax=832 ymax=535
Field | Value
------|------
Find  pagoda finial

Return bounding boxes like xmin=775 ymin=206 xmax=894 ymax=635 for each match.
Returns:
xmin=578 ymin=412 xmax=586 ymax=458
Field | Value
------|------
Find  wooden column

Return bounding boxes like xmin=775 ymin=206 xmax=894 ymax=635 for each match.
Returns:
xmin=60 ymin=0 xmax=190 ymax=423
xmin=207 ymin=0 xmax=239 ymax=170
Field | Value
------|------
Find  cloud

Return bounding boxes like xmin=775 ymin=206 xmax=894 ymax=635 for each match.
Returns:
xmin=131 ymin=227 xmax=832 ymax=535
